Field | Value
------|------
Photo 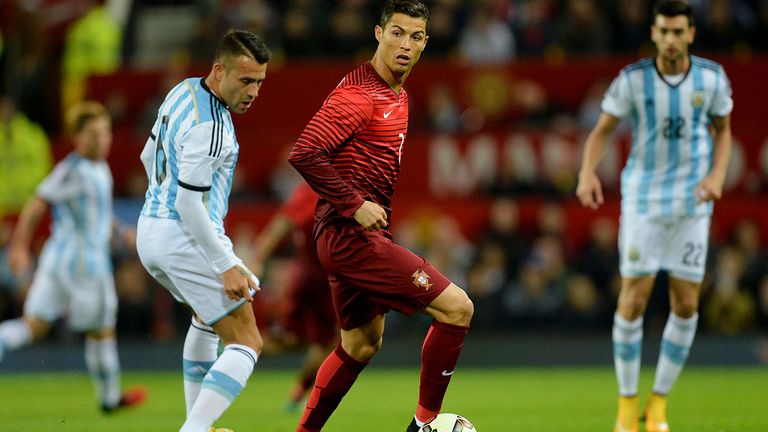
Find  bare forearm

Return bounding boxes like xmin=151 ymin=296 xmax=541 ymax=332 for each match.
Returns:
xmin=10 ymin=197 xmax=48 ymax=249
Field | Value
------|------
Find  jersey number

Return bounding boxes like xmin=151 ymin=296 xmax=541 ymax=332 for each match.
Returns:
xmin=663 ymin=116 xmax=686 ymax=139
xmin=682 ymin=241 xmax=704 ymax=267
xmin=154 ymin=116 xmax=169 ymax=184
xmin=398 ymin=133 xmax=405 ymax=164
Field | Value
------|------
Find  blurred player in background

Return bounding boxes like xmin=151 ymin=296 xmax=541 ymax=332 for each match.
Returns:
xmin=249 ymin=181 xmax=337 ymax=411
xmin=288 ymin=1 xmax=474 ymax=431
xmin=576 ymin=1 xmax=733 ymax=431
xmin=1 ymin=101 xmax=146 ymax=413
xmin=135 ymin=30 xmax=270 ymax=432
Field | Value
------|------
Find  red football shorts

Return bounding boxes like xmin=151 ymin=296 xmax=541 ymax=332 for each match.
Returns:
xmin=316 ymin=224 xmax=451 ymax=330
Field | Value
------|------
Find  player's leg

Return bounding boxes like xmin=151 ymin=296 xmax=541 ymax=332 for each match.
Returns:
xmin=296 ymin=314 xmax=384 ymax=432
xmin=182 ymin=317 xmax=220 ymax=415
xmin=646 ymin=277 xmax=701 ymax=432
xmin=0 ymin=315 xmax=51 ymax=360
xmin=71 ymin=274 xmax=144 ymax=412
xmin=182 ymin=303 xmax=262 ymax=432
xmin=0 ymin=270 xmax=60 ymax=360
xmin=645 ymin=215 xmax=709 ymax=431
xmin=406 ymin=284 xmax=473 ymax=431
xmin=613 ymin=276 xmax=655 ymax=432
xmin=85 ymin=328 xmax=147 ymax=413
xmin=614 ymin=213 xmax=664 ymax=432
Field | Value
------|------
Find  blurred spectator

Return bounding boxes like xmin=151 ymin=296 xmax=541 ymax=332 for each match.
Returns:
xmin=328 ymin=0 xmax=374 ymax=60
xmin=610 ymin=0 xmax=653 ymax=54
xmin=562 ymin=273 xmax=603 ymax=329
xmin=458 ymin=2 xmax=516 ymax=65
xmin=694 ymin=0 xmax=754 ymax=53
xmin=502 ymin=234 xmax=566 ymax=327
xmin=752 ymin=0 xmax=768 ymax=51
xmin=0 ymin=95 xmax=52 ymax=217
xmin=61 ymin=0 xmax=123 ymax=119
xmin=512 ymin=0 xmax=558 ymax=57
xmin=703 ymin=246 xmax=757 ymax=334
xmin=421 ymin=0 xmax=463 ymax=58
xmin=426 ymin=82 xmax=463 ymax=132
xmin=280 ymin=0 xmax=330 ymax=59
xmin=575 ymin=216 xmax=620 ymax=299
xmin=554 ymin=0 xmax=611 ymax=56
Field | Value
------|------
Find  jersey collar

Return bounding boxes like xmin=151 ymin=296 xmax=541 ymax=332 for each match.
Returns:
xmin=200 ymin=77 xmax=228 ymax=109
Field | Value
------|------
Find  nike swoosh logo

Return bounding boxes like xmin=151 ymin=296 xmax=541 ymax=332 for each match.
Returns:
xmin=383 ymin=110 xmax=393 ymax=118
xmin=441 ymin=370 xmax=454 ymax=376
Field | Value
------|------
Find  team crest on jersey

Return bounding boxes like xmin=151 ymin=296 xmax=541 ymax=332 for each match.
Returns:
xmin=628 ymin=247 xmax=641 ymax=262
xmin=691 ymin=91 xmax=705 ymax=107
xmin=412 ymin=269 xmax=433 ymax=290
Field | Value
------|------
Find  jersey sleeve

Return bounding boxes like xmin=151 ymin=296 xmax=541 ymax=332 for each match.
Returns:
xmin=177 ymin=122 xmax=227 ymax=191
xmin=709 ymin=66 xmax=733 ymax=117
xmin=36 ymin=159 xmax=82 ymax=203
xmin=601 ymin=71 xmax=633 ymax=118
xmin=288 ymin=85 xmax=373 ymax=218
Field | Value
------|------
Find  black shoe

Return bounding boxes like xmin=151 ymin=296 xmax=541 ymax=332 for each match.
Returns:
xmin=406 ymin=418 xmax=420 ymax=432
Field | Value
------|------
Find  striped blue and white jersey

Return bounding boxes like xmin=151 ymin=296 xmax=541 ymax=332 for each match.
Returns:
xmin=602 ymin=56 xmax=733 ymax=216
xmin=36 ymin=153 xmax=113 ymax=277
xmin=140 ymin=78 xmax=238 ymax=234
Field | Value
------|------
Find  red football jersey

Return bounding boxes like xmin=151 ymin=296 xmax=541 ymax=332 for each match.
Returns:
xmin=289 ymin=62 xmax=409 ymax=234
xmin=280 ymin=182 xmax=320 ymax=258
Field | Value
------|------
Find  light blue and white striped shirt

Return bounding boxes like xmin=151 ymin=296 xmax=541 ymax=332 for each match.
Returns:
xmin=602 ymin=56 xmax=733 ymax=216
xmin=140 ymin=78 xmax=238 ymax=234
xmin=37 ymin=153 xmax=113 ymax=277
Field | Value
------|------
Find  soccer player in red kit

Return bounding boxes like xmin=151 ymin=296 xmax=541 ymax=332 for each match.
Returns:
xmin=250 ymin=182 xmax=337 ymax=410
xmin=288 ymin=1 xmax=474 ymax=431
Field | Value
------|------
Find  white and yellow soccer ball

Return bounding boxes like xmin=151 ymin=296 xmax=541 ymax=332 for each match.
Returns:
xmin=421 ymin=413 xmax=476 ymax=432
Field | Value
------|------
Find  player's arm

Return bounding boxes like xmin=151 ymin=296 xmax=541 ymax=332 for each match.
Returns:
xmin=288 ymin=87 xmax=376 ymax=224
xmin=175 ymin=125 xmax=257 ymax=302
xmin=7 ymin=196 xmax=48 ymax=277
xmin=576 ymin=112 xmax=621 ymax=210
xmin=695 ymin=114 xmax=732 ymax=202
xmin=250 ymin=215 xmax=294 ymax=278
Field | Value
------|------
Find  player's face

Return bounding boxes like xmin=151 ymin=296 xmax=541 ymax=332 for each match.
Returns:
xmin=75 ymin=116 xmax=112 ymax=160
xmin=216 ymin=55 xmax=267 ymax=114
xmin=375 ymin=13 xmax=428 ymax=75
xmin=651 ymin=14 xmax=695 ymax=62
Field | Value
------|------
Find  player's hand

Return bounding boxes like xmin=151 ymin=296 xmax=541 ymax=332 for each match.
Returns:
xmin=353 ymin=200 xmax=388 ymax=231
xmin=222 ymin=264 xmax=259 ymax=302
xmin=6 ymin=244 xmax=31 ymax=278
xmin=695 ymin=174 xmax=724 ymax=203
xmin=576 ymin=171 xmax=604 ymax=210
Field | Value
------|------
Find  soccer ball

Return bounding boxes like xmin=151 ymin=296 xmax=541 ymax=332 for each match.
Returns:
xmin=421 ymin=413 xmax=477 ymax=432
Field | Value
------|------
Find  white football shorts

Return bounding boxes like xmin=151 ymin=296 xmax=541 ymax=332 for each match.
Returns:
xmin=24 ymin=270 xmax=117 ymax=331
xmin=136 ymin=215 xmax=251 ymax=325
xmin=619 ymin=213 xmax=711 ymax=283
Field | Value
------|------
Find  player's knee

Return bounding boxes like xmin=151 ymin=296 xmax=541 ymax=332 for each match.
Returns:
xmin=443 ymin=291 xmax=474 ymax=326
xmin=343 ymin=337 xmax=382 ymax=362
xmin=672 ymin=299 xmax=699 ymax=318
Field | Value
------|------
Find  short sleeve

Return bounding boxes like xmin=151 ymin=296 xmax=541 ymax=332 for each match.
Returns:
xmin=601 ymin=72 xmax=633 ymax=118
xmin=177 ymin=122 xmax=229 ymax=190
xmin=709 ymin=67 xmax=733 ymax=117
xmin=37 ymin=160 xmax=82 ymax=203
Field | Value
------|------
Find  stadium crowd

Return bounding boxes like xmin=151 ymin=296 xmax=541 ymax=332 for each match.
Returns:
xmin=1 ymin=0 xmax=767 ymax=345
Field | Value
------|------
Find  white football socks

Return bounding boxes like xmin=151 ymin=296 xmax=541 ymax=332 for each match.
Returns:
xmin=182 ymin=320 xmax=220 ymax=416
xmin=653 ymin=313 xmax=698 ymax=395
xmin=613 ymin=312 xmax=643 ymax=396
xmin=84 ymin=336 xmax=122 ymax=408
xmin=180 ymin=344 xmax=257 ymax=432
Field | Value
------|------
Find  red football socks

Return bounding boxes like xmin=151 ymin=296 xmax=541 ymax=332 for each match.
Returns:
xmin=417 ymin=321 xmax=469 ymax=422
xmin=296 ymin=345 xmax=368 ymax=432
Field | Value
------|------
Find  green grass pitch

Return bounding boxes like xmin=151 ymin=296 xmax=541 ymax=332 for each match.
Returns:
xmin=0 ymin=367 xmax=766 ymax=431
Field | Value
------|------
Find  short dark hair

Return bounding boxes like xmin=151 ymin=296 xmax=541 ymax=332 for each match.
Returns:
xmin=653 ymin=0 xmax=694 ymax=27
xmin=215 ymin=30 xmax=272 ymax=65
xmin=66 ymin=101 xmax=109 ymax=136
xmin=379 ymin=0 xmax=430 ymax=29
